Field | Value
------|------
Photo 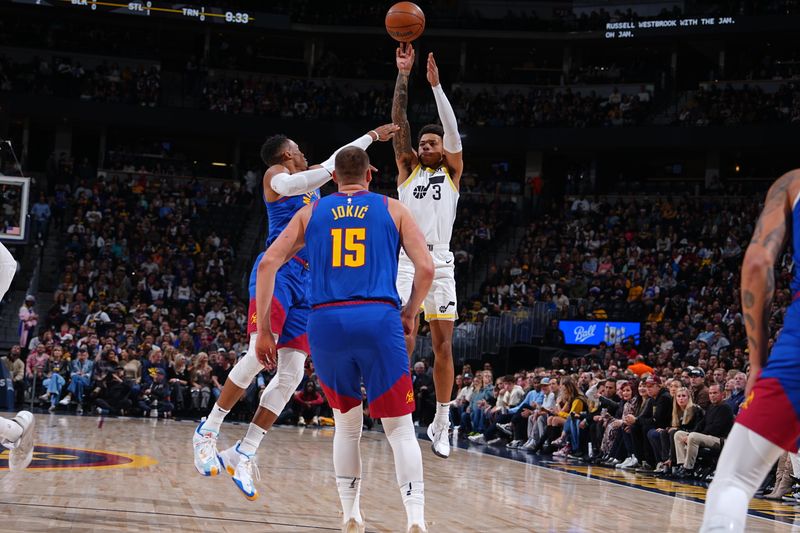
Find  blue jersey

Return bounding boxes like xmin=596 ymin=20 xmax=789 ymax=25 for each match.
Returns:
xmin=305 ymin=191 xmax=401 ymax=307
xmin=266 ymin=189 xmax=320 ymax=263
xmin=791 ymin=197 xmax=800 ymax=294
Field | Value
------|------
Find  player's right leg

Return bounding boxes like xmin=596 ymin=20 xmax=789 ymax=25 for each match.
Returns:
xmin=218 ymin=262 xmax=310 ymax=499
xmin=396 ymin=253 xmax=421 ymax=357
xmin=423 ymin=253 xmax=458 ymax=459
xmin=1 ymin=412 xmax=35 ymax=471
xmin=701 ymin=370 xmax=799 ymax=532
xmin=193 ymin=254 xmax=265 ymax=476
xmin=333 ymin=407 xmax=366 ymax=533
xmin=307 ymin=305 xmax=366 ymax=531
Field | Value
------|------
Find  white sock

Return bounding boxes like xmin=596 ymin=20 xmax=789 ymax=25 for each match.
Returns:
xmin=434 ymin=403 xmax=449 ymax=422
xmin=336 ymin=476 xmax=363 ymax=523
xmin=399 ymin=481 xmax=425 ymax=529
xmin=238 ymin=423 xmax=267 ymax=456
xmin=0 ymin=416 xmax=22 ymax=443
xmin=203 ymin=403 xmax=230 ymax=434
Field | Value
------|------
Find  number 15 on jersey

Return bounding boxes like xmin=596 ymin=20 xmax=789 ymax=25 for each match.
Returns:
xmin=331 ymin=228 xmax=366 ymax=267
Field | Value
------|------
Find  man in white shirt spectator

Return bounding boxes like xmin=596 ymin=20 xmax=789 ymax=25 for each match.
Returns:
xmin=553 ymin=287 xmax=570 ymax=314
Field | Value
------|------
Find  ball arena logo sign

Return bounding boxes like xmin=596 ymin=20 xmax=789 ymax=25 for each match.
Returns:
xmin=573 ymin=325 xmax=597 ymax=343
xmin=0 ymin=445 xmax=157 ymax=471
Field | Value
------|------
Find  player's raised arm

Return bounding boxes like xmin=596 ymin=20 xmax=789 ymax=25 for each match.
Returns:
xmin=392 ymin=43 xmax=418 ymax=186
xmin=741 ymin=171 xmax=798 ymax=394
xmin=427 ymin=52 xmax=463 ymax=187
xmin=255 ymin=205 xmax=311 ymax=365
xmin=267 ymin=125 xmax=398 ymax=199
xmin=388 ymin=198 xmax=433 ymax=333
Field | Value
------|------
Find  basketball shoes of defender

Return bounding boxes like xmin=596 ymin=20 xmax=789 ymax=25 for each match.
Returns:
xmin=1 ymin=411 xmax=35 ymax=471
xmin=192 ymin=419 xmax=221 ymax=476
xmin=218 ymin=441 xmax=260 ymax=501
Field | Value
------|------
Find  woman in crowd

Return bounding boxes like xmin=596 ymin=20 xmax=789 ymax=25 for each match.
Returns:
xmin=468 ymin=372 xmax=494 ymax=435
xmin=615 ymin=380 xmax=649 ymax=468
xmin=551 ymin=376 xmax=588 ymax=457
xmin=657 ymin=387 xmax=703 ymax=476
xmin=40 ymin=345 xmax=69 ymax=411
xmin=168 ymin=353 xmax=191 ymax=413
xmin=190 ymin=351 xmax=213 ymax=411
xmin=597 ymin=379 xmax=638 ymax=466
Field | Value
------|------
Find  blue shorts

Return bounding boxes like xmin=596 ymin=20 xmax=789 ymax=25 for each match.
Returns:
xmin=737 ymin=301 xmax=800 ymax=451
xmin=308 ymin=302 xmax=414 ymax=419
xmin=247 ymin=252 xmax=310 ymax=353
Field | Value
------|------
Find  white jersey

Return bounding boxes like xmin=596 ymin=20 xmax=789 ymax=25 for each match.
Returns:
xmin=398 ymin=164 xmax=459 ymax=247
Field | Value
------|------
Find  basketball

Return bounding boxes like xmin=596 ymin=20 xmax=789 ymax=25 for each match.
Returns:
xmin=385 ymin=1 xmax=425 ymax=42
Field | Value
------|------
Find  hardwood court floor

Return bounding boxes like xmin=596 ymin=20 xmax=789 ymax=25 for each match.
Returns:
xmin=0 ymin=413 xmax=797 ymax=532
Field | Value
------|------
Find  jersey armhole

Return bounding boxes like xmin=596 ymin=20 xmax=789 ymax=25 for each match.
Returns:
xmin=398 ymin=165 xmax=421 ymax=190
xmin=443 ymin=167 xmax=458 ymax=193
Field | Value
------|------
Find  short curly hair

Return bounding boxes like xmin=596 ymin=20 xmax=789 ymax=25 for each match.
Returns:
xmin=260 ymin=134 xmax=290 ymax=166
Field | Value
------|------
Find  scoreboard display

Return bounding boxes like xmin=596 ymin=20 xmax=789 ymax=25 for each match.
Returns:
xmin=12 ymin=0 xmax=255 ymax=26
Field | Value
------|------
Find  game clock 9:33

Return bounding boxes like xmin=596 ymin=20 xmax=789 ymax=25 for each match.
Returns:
xmin=225 ymin=11 xmax=249 ymax=24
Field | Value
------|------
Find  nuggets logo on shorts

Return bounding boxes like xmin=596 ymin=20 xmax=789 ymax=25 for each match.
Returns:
xmin=250 ymin=312 xmax=258 ymax=325
xmin=740 ymin=391 xmax=755 ymax=411
xmin=303 ymin=191 xmax=316 ymax=205
xmin=406 ymin=390 xmax=414 ymax=404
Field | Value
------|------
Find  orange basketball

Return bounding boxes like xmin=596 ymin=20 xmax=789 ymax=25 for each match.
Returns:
xmin=385 ymin=2 xmax=425 ymax=42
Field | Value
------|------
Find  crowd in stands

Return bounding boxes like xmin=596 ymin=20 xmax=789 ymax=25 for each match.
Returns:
xmin=196 ymin=74 xmax=654 ymax=128
xmin=0 ymin=54 xmax=160 ymax=106
xmin=447 ymin=360 xmax=743 ymax=481
xmin=472 ymin=195 xmax=761 ymax=330
xmin=675 ymin=82 xmax=800 ymax=126
xmin=452 ymin=86 xmax=653 ymax=128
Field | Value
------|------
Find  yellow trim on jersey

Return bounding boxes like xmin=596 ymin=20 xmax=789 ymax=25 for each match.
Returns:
xmin=443 ymin=166 xmax=458 ymax=192
xmin=424 ymin=313 xmax=457 ymax=320
xmin=399 ymin=165 xmax=421 ymax=190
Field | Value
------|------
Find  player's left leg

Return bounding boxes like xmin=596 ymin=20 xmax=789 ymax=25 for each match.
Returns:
xmin=427 ymin=319 xmax=454 ymax=457
xmin=358 ymin=304 xmax=425 ymax=532
xmin=424 ymin=258 xmax=457 ymax=458
xmin=382 ymin=414 xmax=426 ymax=533
xmin=0 ymin=412 xmax=35 ymax=471
xmin=194 ymin=254 xmax=267 ymax=477
xmin=332 ymin=406 xmax=365 ymax=533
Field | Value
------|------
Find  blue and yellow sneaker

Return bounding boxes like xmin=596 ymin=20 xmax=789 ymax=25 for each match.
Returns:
xmin=228 ymin=442 xmax=260 ymax=501
xmin=192 ymin=419 xmax=221 ymax=476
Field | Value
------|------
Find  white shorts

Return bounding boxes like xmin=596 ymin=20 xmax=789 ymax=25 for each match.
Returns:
xmin=397 ymin=247 xmax=458 ymax=321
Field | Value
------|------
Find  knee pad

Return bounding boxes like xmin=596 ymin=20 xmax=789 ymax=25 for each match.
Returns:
xmin=227 ymin=333 xmax=263 ymax=388
xmin=333 ymin=407 xmax=364 ymax=439
xmin=259 ymin=348 xmax=307 ymax=414
xmin=382 ymin=414 xmax=423 ymax=486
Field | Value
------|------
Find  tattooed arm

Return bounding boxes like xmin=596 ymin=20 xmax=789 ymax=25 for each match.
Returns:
xmin=392 ymin=43 xmax=418 ymax=187
xmin=741 ymin=170 xmax=799 ymax=395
